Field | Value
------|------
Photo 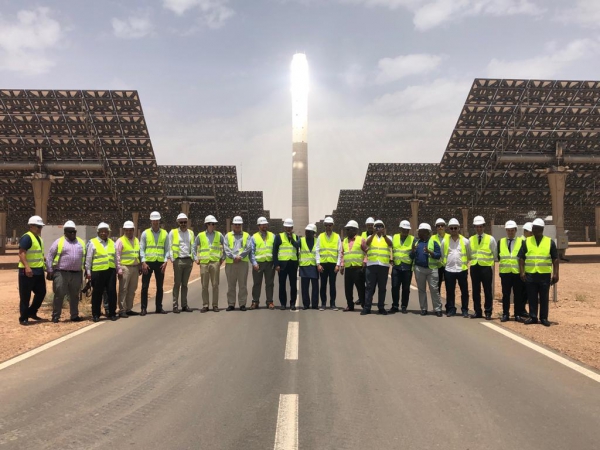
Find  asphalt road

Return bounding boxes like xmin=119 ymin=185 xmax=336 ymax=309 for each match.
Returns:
xmin=1 ymin=269 xmax=599 ymax=450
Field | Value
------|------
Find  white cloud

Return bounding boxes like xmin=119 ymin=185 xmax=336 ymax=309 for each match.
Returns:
xmin=0 ymin=7 xmax=63 ymax=75
xmin=486 ymin=38 xmax=600 ymax=78
xmin=375 ymin=53 xmax=443 ymax=84
xmin=557 ymin=0 xmax=600 ymax=28
xmin=111 ymin=15 xmax=153 ymax=39
xmin=163 ymin=0 xmax=234 ymax=28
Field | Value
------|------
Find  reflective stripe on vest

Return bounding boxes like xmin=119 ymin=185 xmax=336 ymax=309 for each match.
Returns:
xmin=91 ymin=237 xmax=115 ymax=271
xmin=198 ymin=231 xmax=222 ymax=264
xmin=498 ymin=237 xmax=522 ymax=274
xmin=392 ymin=234 xmax=414 ymax=266
xmin=524 ymin=236 xmax=552 ymax=274
xmin=299 ymin=237 xmax=316 ymax=266
xmin=367 ymin=235 xmax=390 ymax=264
xmin=226 ymin=232 xmax=249 ymax=263
xmin=278 ymin=233 xmax=298 ymax=261
xmin=318 ymin=232 xmax=340 ymax=264
xmin=253 ymin=232 xmax=274 ymax=262
xmin=119 ymin=236 xmax=140 ymax=266
xmin=342 ymin=237 xmax=364 ymax=267
xmin=470 ymin=234 xmax=494 ymax=266
xmin=443 ymin=235 xmax=468 ymax=271
xmin=53 ymin=236 xmax=85 ymax=270
xmin=144 ymin=228 xmax=167 ymax=262
xmin=18 ymin=231 xmax=45 ymax=269
xmin=171 ymin=229 xmax=194 ymax=260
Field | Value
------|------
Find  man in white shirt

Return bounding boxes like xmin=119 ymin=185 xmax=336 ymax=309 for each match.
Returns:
xmin=168 ymin=213 xmax=195 ymax=313
xmin=443 ymin=218 xmax=471 ymax=317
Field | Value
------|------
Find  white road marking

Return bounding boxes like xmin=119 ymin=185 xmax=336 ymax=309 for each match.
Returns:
xmin=0 ymin=322 xmax=105 ymax=372
xmin=274 ymin=394 xmax=299 ymax=450
xmin=285 ymin=322 xmax=299 ymax=360
xmin=481 ymin=323 xmax=600 ymax=383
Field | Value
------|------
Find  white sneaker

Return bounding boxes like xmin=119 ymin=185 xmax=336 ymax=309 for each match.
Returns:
xmin=319 ymin=305 xmax=325 ymax=311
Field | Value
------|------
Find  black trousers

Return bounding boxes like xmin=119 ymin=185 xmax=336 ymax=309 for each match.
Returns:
xmin=391 ymin=266 xmax=412 ymax=309
xmin=526 ymin=274 xmax=551 ymax=320
xmin=500 ymin=273 xmax=525 ymax=316
xmin=141 ymin=261 xmax=165 ymax=311
xmin=91 ymin=268 xmax=117 ymax=317
xmin=301 ymin=277 xmax=318 ymax=308
xmin=18 ymin=273 xmax=46 ymax=321
xmin=364 ymin=265 xmax=388 ymax=310
xmin=444 ymin=270 xmax=469 ymax=313
xmin=437 ymin=267 xmax=445 ymax=295
xmin=344 ymin=266 xmax=365 ymax=308
xmin=279 ymin=262 xmax=298 ymax=307
xmin=319 ymin=262 xmax=338 ymax=306
xmin=470 ymin=265 xmax=493 ymax=315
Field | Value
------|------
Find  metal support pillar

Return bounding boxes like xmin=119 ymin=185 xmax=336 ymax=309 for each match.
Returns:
xmin=31 ymin=178 xmax=52 ymax=224
xmin=409 ymin=200 xmax=420 ymax=235
xmin=181 ymin=201 xmax=191 ymax=229
xmin=547 ymin=172 xmax=568 ymax=250
xmin=0 ymin=212 xmax=6 ymax=255
xmin=132 ymin=212 xmax=139 ymax=238
xmin=596 ymin=206 xmax=600 ymax=245
xmin=461 ymin=208 xmax=469 ymax=237
xmin=226 ymin=217 xmax=231 ymax=233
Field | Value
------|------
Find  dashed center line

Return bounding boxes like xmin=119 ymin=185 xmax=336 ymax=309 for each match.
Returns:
xmin=285 ymin=322 xmax=299 ymax=360
xmin=274 ymin=394 xmax=299 ymax=450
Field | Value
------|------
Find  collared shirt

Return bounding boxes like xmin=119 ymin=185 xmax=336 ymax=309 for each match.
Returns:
xmin=340 ymin=236 xmax=364 ymax=267
xmin=410 ymin=238 xmax=441 ymax=268
xmin=139 ymin=228 xmax=169 ymax=263
xmin=250 ymin=231 xmax=271 ymax=266
xmin=445 ymin=236 xmax=471 ymax=273
xmin=116 ymin=236 xmax=140 ymax=275
xmin=315 ymin=232 xmax=343 ymax=265
xmin=167 ymin=228 xmax=193 ymax=260
xmin=361 ymin=234 xmax=393 ymax=267
xmin=497 ymin=238 xmax=517 ymax=260
xmin=193 ymin=230 xmax=225 ymax=262
xmin=223 ymin=232 xmax=252 ymax=260
xmin=474 ymin=233 xmax=498 ymax=261
xmin=46 ymin=236 xmax=85 ymax=273
xmin=85 ymin=238 xmax=110 ymax=276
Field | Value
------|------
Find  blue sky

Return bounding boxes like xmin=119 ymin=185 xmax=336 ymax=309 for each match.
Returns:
xmin=1 ymin=0 xmax=600 ymax=221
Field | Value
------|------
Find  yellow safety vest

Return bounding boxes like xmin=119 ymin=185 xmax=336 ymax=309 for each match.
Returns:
xmin=342 ymin=236 xmax=364 ymax=267
xmin=253 ymin=231 xmax=274 ymax=263
xmin=414 ymin=239 xmax=441 ymax=271
xmin=197 ymin=231 xmax=222 ymax=264
xmin=144 ymin=228 xmax=167 ymax=262
xmin=432 ymin=233 xmax=450 ymax=265
xmin=367 ymin=235 xmax=391 ymax=265
xmin=119 ymin=236 xmax=140 ymax=266
xmin=18 ymin=231 xmax=45 ymax=269
xmin=524 ymin=236 xmax=553 ymax=274
xmin=226 ymin=232 xmax=249 ymax=263
xmin=91 ymin=237 xmax=115 ymax=271
xmin=299 ymin=237 xmax=316 ymax=266
xmin=318 ymin=232 xmax=340 ymax=264
xmin=278 ymin=233 xmax=298 ymax=262
xmin=443 ymin=236 xmax=469 ymax=271
xmin=392 ymin=234 xmax=414 ymax=266
xmin=53 ymin=236 xmax=85 ymax=270
xmin=470 ymin=234 xmax=494 ymax=267
xmin=498 ymin=237 xmax=522 ymax=274
xmin=170 ymin=228 xmax=195 ymax=259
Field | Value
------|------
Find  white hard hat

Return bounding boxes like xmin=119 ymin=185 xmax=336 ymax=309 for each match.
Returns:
xmin=365 ymin=217 xmax=375 ymax=225
xmin=473 ymin=215 xmax=485 ymax=225
xmin=523 ymin=222 xmax=533 ymax=232
xmin=448 ymin=218 xmax=460 ymax=227
xmin=374 ymin=219 xmax=384 ymax=226
xmin=149 ymin=211 xmax=161 ymax=221
xmin=123 ymin=221 xmax=135 ymax=229
xmin=324 ymin=217 xmax=334 ymax=224
xmin=63 ymin=220 xmax=76 ymax=228
xmin=399 ymin=220 xmax=411 ymax=230
xmin=283 ymin=218 xmax=294 ymax=227
xmin=505 ymin=220 xmax=517 ymax=229
xmin=418 ymin=223 xmax=432 ymax=231
xmin=232 ymin=216 xmax=243 ymax=225
xmin=97 ymin=222 xmax=110 ymax=231
xmin=305 ymin=223 xmax=317 ymax=232
xmin=205 ymin=215 xmax=217 ymax=224
xmin=177 ymin=213 xmax=188 ymax=221
xmin=532 ymin=218 xmax=545 ymax=227
xmin=435 ymin=218 xmax=446 ymax=226
xmin=345 ymin=220 xmax=359 ymax=229
xmin=257 ymin=216 xmax=268 ymax=225
xmin=28 ymin=215 xmax=45 ymax=226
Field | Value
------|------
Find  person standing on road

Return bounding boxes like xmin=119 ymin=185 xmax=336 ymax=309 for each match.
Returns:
xmin=469 ymin=215 xmax=497 ymax=320
xmin=316 ymin=216 xmax=342 ymax=311
xmin=519 ymin=222 xmax=533 ymax=318
xmin=168 ymin=213 xmax=195 ymax=313
xmin=432 ymin=218 xmax=450 ymax=296
xmin=389 ymin=220 xmax=414 ymax=314
xmin=86 ymin=222 xmax=118 ymax=322
xmin=498 ymin=220 xmax=525 ymax=323
xmin=443 ymin=218 xmax=471 ymax=317
xmin=224 ymin=216 xmax=251 ymax=311
xmin=358 ymin=216 xmax=375 ymax=306
xmin=116 ymin=221 xmax=141 ymax=318
xmin=194 ymin=215 xmax=224 ymax=313
xmin=361 ymin=220 xmax=392 ymax=316
xmin=46 ymin=220 xmax=86 ymax=323
xmin=340 ymin=220 xmax=365 ymax=312
xmin=299 ymin=224 xmax=319 ymax=310
xmin=518 ymin=218 xmax=559 ymax=327
xmin=411 ymin=223 xmax=443 ymax=317
xmin=140 ymin=211 xmax=169 ymax=316
xmin=273 ymin=218 xmax=299 ymax=311
xmin=250 ymin=217 xmax=276 ymax=310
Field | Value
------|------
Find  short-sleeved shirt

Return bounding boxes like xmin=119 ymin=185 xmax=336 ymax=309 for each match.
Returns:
xmin=517 ymin=237 xmax=558 ymax=282
xmin=19 ymin=234 xmax=45 ymax=276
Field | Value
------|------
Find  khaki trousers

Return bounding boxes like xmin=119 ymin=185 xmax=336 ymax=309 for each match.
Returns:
xmin=225 ymin=262 xmax=249 ymax=307
xmin=118 ymin=265 xmax=140 ymax=312
xmin=173 ymin=258 xmax=193 ymax=308
xmin=52 ymin=271 xmax=83 ymax=319
xmin=200 ymin=260 xmax=221 ymax=307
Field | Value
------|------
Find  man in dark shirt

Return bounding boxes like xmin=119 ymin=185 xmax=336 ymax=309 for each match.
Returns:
xmin=18 ymin=216 xmax=47 ymax=325
xmin=273 ymin=219 xmax=300 ymax=310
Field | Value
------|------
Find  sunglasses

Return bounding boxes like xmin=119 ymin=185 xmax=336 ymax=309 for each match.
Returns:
xmin=65 ymin=229 xmax=77 ymax=233
xmin=179 ymin=221 xmax=187 ymax=225
xmin=448 ymin=227 xmax=459 ymax=230
xmin=207 ymin=223 xmax=216 ymax=226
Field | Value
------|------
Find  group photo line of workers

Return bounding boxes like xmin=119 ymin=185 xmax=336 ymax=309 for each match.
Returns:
xmin=17 ymin=211 xmax=559 ymax=327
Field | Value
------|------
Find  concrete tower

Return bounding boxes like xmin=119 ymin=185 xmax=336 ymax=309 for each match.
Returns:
xmin=291 ymin=53 xmax=309 ymax=231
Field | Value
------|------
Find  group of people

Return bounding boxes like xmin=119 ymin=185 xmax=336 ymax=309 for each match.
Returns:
xmin=17 ymin=211 xmax=559 ymax=327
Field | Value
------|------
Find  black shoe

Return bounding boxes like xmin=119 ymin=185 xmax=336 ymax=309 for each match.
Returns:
xmin=240 ymin=305 xmax=247 ymax=311
xmin=520 ymin=312 xmax=530 ymax=319
xmin=343 ymin=306 xmax=354 ymax=312
xmin=540 ymin=319 xmax=551 ymax=327
xmin=201 ymin=307 xmax=209 ymax=313
xmin=485 ymin=313 xmax=492 ymax=320
xmin=280 ymin=305 xmax=286 ymax=310
xmin=462 ymin=311 xmax=469 ymax=318
xmin=388 ymin=307 xmax=399 ymax=314
xmin=109 ymin=315 xmax=118 ymax=321
xmin=469 ymin=314 xmax=483 ymax=319
xmin=401 ymin=307 xmax=407 ymax=314
xmin=226 ymin=306 xmax=235 ymax=311
xmin=92 ymin=316 xmax=100 ymax=322
xmin=501 ymin=315 xmax=509 ymax=322
xmin=291 ymin=306 xmax=297 ymax=311
xmin=52 ymin=317 xmax=59 ymax=323
xmin=140 ymin=309 xmax=147 ymax=316
xmin=435 ymin=311 xmax=443 ymax=317
xmin=213 ymin=306 xmax=220 ymax=312
xmin=71 ymin=316 xmax=83 ymax=322
xmin=182 ymin=306 xmax=193 ymax=313
xmin=19 ymin=318 xmax=28 ymax=326
xmin=447 ymin=311 xmax=456 ymax=317
xmin=524 ymin=318 xmax=538 ymax=325
xmin=173 ymin=307 xmax=180 ymax=314
xmin=28 ymin=313 xmax=43 ymax=321
xmin=420 ymin=310 xmax=428 ymax=316
xmin=302 ymin=306 xmax=309 ymax=310
xmin=360 ymin=308 xmax=371 ymax=316
xmin=354 ymin=299 xmax=362 ymax=305
xmin=378 ymin=309 xmax=388 ymax=316
xmin=119 ymin=312 xmax=129 ymax=318
xmin=156 ymin=308 xmax=167 ymax=314
xmin=127 ymin=310 xmax=140 ymax=316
